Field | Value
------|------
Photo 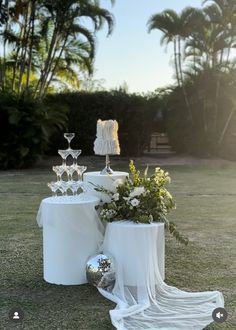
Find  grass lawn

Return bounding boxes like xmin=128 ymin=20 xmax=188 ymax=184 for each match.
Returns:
xmin=0 ymin=159 xmax=235 ymax=329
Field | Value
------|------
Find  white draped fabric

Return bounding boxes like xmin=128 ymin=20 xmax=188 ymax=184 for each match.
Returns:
xmin=99 ymin=221 xmax=224 ymax=330
xmin=37 ymin=195 xmax=104 ymax=285
xmin=83 ymin=171 xmax=129 ymax=202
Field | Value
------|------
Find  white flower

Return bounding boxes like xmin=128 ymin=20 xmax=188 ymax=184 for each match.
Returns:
xmin=130 ymin=198 xmax=140 ymax=207
xmin=129 ymin=187 xmax=145 ymax=198
xmin=112 ymin=179 xmax=124 ymax=188
xmin=123 ymin=196 xmax=131 ymax=205
xmin=113 ymin=193 xmax=120 ymax=201
xmin=101 ymin=208 xmax=117 ymax=219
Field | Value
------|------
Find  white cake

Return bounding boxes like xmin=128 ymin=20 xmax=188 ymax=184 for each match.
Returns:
xmin=94 ymin=119 xmax=120 ymax=155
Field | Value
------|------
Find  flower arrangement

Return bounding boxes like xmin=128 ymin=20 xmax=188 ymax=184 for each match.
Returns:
xmin=95 ymin=161 xmax=188 ymax=245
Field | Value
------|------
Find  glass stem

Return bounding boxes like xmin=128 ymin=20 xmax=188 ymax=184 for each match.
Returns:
xmin=106 ymin=154 xmax=110 ymax=168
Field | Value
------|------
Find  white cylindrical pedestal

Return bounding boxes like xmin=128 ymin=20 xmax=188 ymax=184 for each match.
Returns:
xmin=36 ymin=195 xmax=103 ymax=285
xmin=102 ymin=221 xmax=165 ymax=284
xmin=83 ymin=171 xmax=129 ymax=202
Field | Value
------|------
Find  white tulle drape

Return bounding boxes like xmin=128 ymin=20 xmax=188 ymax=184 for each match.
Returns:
xmin=98 ymin=221 xmax=224 ymax=330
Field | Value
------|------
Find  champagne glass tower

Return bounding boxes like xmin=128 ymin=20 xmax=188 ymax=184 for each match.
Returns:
xmin=47 ymin=133 xmax=87 ymax=196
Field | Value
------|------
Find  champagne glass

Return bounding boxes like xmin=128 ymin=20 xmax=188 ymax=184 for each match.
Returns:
xmin=71 ymin=149 xmax=82 ymax=165
xmin=64 ymin=133 xmax=75 ymax=150
xmin=47 ymin=182 xmax=60 ymax=197
xmin=52 ymin=165 xmax=65 ymax=181
xmin=74 ymin=165 xmax=87 ymax=180
xmin=69 ymin=181 xmax=80 ymax=196
xmin=65 ymin=164 xmax=76 ymax=181
xmin=58 ymin=149 xmax=70 ymax=166
xmin=57 ymin=180 xmax=68 ymax=196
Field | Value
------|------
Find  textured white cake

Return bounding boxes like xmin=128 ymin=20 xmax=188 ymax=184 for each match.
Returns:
xmin=94 ymin=119 xmax=120 ymax=155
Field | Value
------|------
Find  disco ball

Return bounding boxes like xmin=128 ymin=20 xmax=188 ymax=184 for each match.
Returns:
xmin=86 ymin=253 xmax=115 ymax=290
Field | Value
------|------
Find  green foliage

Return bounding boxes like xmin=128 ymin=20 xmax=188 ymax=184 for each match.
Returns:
xmin=0 ymin=0 xmax=114 ymax=98
xmin=0 ymin=92 xmax=67 ymax=169
xmin=47 ymin=91 xmax=162 ymax=156
xmin=149 ymin=0 xmax=236 ymax=159
xmin=0 ymin=1 xmax=8 ymax=25
xmin=96 ymin=160 xmax=188 ymax=245
xmin=162 ymin=70 xmax=236 ymax=158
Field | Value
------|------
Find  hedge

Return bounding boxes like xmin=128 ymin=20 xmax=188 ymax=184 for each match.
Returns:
xmin=47 ymin=91 xmax=162 ymax=156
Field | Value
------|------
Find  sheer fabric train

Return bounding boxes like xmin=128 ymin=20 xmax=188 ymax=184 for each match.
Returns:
xmin=99 ymin=221 xmax=224 ymax=330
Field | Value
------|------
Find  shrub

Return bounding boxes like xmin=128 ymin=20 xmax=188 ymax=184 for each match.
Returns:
xmin=0 ymin=92 xmax=67 ymax=169
xmin=163 ymin=71 xmax=236 ymax=159
xmin=47 ymin=91 xmax=161 ymax=156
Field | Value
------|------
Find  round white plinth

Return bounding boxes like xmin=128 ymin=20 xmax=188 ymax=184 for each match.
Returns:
xmin=83 ymin=171 xmax=129 ymax=202
xmin=37 ymin=195 xmax=104 ymax=285
xmin=102 ymin=221 xmax=165 ymax=284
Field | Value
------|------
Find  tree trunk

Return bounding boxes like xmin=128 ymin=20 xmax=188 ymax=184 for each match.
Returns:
xmin=174 ymin=39 xmax=181 ymax=87
xmin=34 ymin=25 xmax=58 ymax=98
xmin=40 ymin=34 xmax=69 ymax=99
xmin=11 ymin=23 xmax=25 ymax=92
xmin=203 ymin=97 xmax=208 ymax=133
xmin=177 ymin=37 xmax=193 ymax=124
xmin=218 ymin=105 xmax=236 ymax=145
xmin=2 ymin=0 xmax=9 ymax=90
xmin=38 ymin=35 xmax=60 ymax=97
xmin=17 ymin=4 xmax=31 ymax=97
xmin=25 ymin=0 xmax=36 ymax=94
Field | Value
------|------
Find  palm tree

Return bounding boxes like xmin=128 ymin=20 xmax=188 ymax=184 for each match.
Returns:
xmin=33 ymin=0 xmax=114 ymax=99
xmin=203 ymin=0 xmax=236 ymax=64
xmin=0 ymin=0 xmax=115 ymax=98
xmin=147 ymin=10 xmax=181 ymax=86
xmin=42 ymin=38 xmax=93 ymax=96
xmin=147 ymin=8 xmax=202 ymax=123
xmin=188 ymin=1 xmax=236 ymax=135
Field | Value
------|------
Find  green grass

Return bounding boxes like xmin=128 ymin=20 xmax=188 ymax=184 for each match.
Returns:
xmin=0 ymin=162 xmax=236 ymax=329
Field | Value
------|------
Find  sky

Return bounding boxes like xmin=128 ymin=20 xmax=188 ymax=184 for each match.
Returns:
xmin=93 ymin=0 xmax=203 ymax=93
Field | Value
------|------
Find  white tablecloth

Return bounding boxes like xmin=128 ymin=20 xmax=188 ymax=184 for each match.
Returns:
xmin=36 ymin=195 xmax=104 ymax=285
xmin=102 ymin=221 xmax=165 ymax=283
xmin=83 ymin=171 xmax=128 ymax=202
xmin=99 ymin=221 xmax=224 ymax=330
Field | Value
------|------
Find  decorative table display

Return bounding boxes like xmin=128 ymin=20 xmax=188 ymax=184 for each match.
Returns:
xmin=36 ymin=194 xmax=104 ymax=285
xmin=94 ymin=119 xmax=120 ymax=174
xmin=96 ymin=161 xmax=224 ymax=330
xmin=35 ymin=126 xmax=225 ymax=329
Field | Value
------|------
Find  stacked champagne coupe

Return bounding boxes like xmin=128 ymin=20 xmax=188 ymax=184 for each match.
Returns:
xmin=47 ymin=133 xmax=87 ymax=197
